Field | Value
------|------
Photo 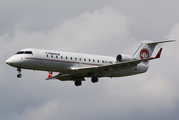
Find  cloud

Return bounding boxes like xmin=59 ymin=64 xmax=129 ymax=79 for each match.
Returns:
xmin=51 ymin=6 xmax=130 ymax=53
xmin=0 ymin=6 xmax=130 ymax=56
xmin=11 ymin=99 xmax=60 ymax=120
xmin=168 ymin=23 xmax=179 ymax=40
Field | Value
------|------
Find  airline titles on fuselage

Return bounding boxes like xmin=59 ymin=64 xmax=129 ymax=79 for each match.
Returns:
xmin=46 ymin=52 xmax=60 ymax=56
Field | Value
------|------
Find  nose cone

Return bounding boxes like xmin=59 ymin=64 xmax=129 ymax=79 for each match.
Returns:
xmin=6 ymin=57 xmax=15 ymax=66
xmin=5 ymin=56 xmax=20 ymax=67
xmin=5 ymin=59 xmax=10 ymax=65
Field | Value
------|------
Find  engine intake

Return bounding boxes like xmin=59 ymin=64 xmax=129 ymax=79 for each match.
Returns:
xmin=116 ymin=54 xmax=135 ymax=62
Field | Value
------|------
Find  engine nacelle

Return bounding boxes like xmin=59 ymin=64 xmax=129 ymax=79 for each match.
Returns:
xmin=116 ymin=54 xmax=135 ymax=62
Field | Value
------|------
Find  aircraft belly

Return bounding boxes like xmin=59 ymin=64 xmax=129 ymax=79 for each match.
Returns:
xmin=109 ymin=64 xmax=149 ymax=77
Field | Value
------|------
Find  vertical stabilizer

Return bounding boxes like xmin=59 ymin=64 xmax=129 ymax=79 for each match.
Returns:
xmin=133 ymin=40 xmax=175 ymax=65
xmin=133 ymin=41 xmax=156 ymax=65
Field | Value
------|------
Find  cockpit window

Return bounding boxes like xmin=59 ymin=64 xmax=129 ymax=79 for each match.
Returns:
xmin=25 ymin=51 xmax=33 ymax=54
xmin=16 ymin=51 xmax=24 ymax=54
xmin=16 ymin=51 xmax=33 ymax=54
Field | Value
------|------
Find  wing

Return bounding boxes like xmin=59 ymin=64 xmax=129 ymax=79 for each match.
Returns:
xmin=46 ymin=48 xmax=162 ymax=81
xmin=76 ymin=48 xmax=162 ymax=74
xmin=46 ymin=57 xmax=157 ymax=81
xmin=72 ymin=57 xmax=157 ymax=76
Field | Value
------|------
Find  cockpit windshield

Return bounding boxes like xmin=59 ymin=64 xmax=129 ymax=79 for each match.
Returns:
xmin=24 ymin=51 xmax=33 ymax=54
xmin=16 ymin=51 xmax=24 ymax=54
xmin=16 ymin=51 xmax=33 ymax=54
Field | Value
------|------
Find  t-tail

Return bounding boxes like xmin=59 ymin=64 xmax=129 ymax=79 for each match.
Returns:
xmin=133 ymin=40 xmax=176 ymax=65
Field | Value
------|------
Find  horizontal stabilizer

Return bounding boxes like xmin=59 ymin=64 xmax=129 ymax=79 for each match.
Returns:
xmin=146 ymin=40 xmax=176 ymax=45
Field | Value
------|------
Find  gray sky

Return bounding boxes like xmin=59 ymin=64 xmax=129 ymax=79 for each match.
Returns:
xmin=1 ymin=0 xmax=179 ymax=120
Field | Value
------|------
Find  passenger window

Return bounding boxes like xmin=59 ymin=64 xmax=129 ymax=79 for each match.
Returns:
xmin=93 ymin=59 xmax=95 ymax=62
xmin=84 ymin=58 xmax=86 ymax=61
xmin=70 ymin=57 xmax=72 ymax=60
xmin=66 ymin=57 xmax=68 ymax=59
xmin=56 ymin=56 xmax=58 ymax=58
xmin=47 ymin=55 xmax=48 ymax=57
xmin=89 ymin=59 xmax=90 ymax=62
xmin=97 ymin=60 xmax=99 ymax=63
xmin=109 ymin=61 xmax=113 ymax=64
xmin=61 ymin=56 xmax=63 ymax=59
xmin=79 ymin=58 xmax=81 ymax=61
xmin=102 ymin=60 xmax=104 ymax=63
xmin=51 ymin=55 xmax=53 ymax=58
xmin=75 ymin=58 xmax=77 ymax=60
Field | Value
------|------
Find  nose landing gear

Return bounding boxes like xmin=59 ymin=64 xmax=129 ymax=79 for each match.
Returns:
xmin=17 ymin=68 xmax=22 ymax=78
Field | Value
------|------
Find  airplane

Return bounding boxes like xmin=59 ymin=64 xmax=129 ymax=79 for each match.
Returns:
xmin=5 ymin=40 xmax=175 ymax=86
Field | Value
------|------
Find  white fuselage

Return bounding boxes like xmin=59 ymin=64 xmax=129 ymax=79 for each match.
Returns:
xmin=6 ymin=48 xmax=148 ymax=78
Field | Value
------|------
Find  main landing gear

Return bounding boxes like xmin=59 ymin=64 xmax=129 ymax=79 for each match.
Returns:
xmin=74 ymin=80 xmax=82 ymax=86
xmin=17 ymin=68 xmax=22 ymax=78
xmin=91 ymin=77 xmax=98 ymax=83
xmin=74 ymin=77 xmax=99 ymax=86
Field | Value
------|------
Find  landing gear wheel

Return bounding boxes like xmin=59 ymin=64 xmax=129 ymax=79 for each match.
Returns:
xmin=74 ymin=80 xmax=82 ymax=86
xmin=17 ymin=73 xmax=22 ymax=78
xmin=91 ymin=77 xmax=98 ymax=83
xmin=17 ymin=68 xmax=22 ymax=78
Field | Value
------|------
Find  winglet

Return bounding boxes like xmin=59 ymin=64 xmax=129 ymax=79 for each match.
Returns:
xmin=47 ymin=71 xmax=53 ymax=79
xmin=155 ymin=48 xmax=163 ymax=58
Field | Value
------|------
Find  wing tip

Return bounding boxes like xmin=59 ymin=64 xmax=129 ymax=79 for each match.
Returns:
xmin=47 ymin=71 xmax=53 ymax=79
xmin=155 ymin=48 xmax=163 ymax=58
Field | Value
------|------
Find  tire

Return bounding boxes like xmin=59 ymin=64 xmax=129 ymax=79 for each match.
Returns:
xmin=74 ymin=80 xmax=82 ymax=86
xmin=17 ymin=73 xmax=22 ymax=78
xmin=91 ymin=77 xmax=98 ymax=83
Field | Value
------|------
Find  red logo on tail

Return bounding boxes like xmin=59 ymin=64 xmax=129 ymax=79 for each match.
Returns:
xmin=140 ymin=49 xmax=149 ymax=60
